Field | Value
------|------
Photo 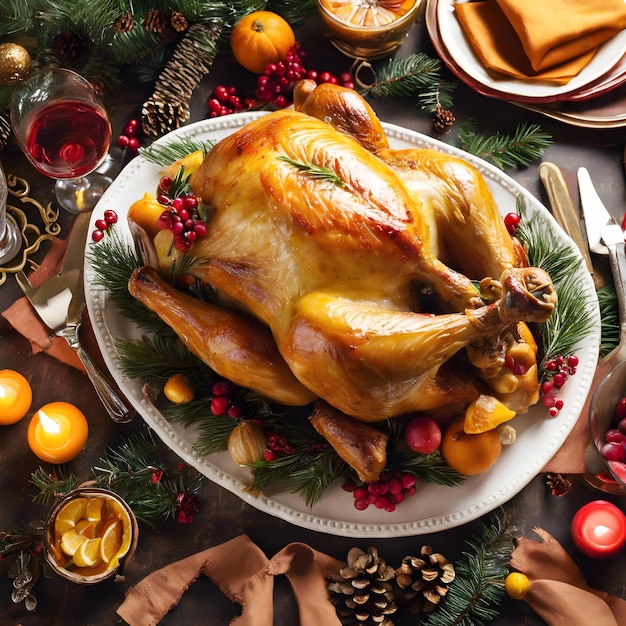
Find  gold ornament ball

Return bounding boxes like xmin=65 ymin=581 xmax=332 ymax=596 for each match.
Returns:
xmin=0 ymin=43 xmax=32 ymax=85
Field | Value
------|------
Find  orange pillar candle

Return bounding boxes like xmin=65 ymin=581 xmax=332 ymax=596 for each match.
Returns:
xmin=27 ymin=402 xmax=89 ymax=464
xmin=0 ymin=369 xmax=32 ymax=424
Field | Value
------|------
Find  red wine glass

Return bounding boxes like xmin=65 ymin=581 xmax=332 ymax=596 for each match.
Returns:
xmin=10 ymin=67 xmax=112 ymax=214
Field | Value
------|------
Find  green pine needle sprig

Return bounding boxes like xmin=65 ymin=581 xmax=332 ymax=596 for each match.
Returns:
xmin=458 ymin=120 xmax=552 ymax=169
xmin=598 ymin=283 xmax=619 ymax=357
xmin=277 ymin=155 xmax=344 ymax=187
xmin=139 ymin=136 xmax=214 ymax=167
xmin=387 ymin=450 xmax=465 ymax=487
xmin=422 ymin=512 xmax=514 ymax=626
xmin=514 ymin=197 xmax=596 ymax=364
xmin=369 ymin=53 xmax=456 ymax=111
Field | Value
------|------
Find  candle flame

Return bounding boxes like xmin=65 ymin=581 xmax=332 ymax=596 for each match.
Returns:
xmin=0 ymin=386 xmax=5 ymax=400
xmin=39 ymin=410 xmax=61 ymax=435
xmin=593 ymin=525 xmax=611 ymax=538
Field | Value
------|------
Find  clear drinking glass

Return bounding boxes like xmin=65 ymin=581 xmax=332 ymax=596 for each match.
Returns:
xmin=10 ymin=68 xmax=112 ymax=214
xmin=0 ymin=162 xmax=21 ymax=264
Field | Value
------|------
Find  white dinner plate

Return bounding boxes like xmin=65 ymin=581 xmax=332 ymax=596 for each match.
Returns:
xmin=85 ymin=113 xmax=600 ymax=537
xmin=437 ymin=0 xmax=626 ymax=101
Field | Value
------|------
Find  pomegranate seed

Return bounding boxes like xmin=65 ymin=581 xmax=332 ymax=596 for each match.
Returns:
xmin=264 ymin=449 xmax=276 ymax=462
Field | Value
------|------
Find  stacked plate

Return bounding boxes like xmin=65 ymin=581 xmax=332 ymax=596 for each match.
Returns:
xmin=426 ymin=0 xmax=626 ymax=128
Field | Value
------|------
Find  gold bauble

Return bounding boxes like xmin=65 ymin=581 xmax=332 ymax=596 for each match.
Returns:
xmin=0 ymin=43 xmax=32 ymax=86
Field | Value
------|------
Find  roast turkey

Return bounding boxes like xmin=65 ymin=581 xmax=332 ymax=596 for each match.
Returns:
xmin=128 ymin=82 xmax=556 ymax=422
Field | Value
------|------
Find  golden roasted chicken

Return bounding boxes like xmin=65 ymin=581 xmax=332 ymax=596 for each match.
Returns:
xmin=129 ymin=81 xmax=556 ymax=428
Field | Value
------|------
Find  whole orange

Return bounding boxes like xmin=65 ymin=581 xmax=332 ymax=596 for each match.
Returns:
xmin=230 ymin=11 xmax=296 ymax=74
xmin=441 ymin=415 xmax=502 ymax=476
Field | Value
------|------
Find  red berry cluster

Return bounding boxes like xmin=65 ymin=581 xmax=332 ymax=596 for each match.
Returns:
xmin=207 ymin=43 xmax=355 ymax=118
xmin=156 ymin=176 xmax=207 ymax=252
xmin=504 ymin=212 xmax=521 ymax=235
xmin=117 ymin=118 xmax=142 ymax=155
xmin=263 ymin=431 xmax=297 ymax=462
xmin=209 ymin=379 xmax=243 ymax=419
xmin=541 ymin=354 xmax=578 ymax=417
xmin=343 ymin=470 xmax=417 ymax=513
xmin=91 ymin=209 xmax=118 ymax=242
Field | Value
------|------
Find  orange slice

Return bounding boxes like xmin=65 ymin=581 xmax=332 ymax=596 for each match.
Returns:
xmin=320 ymin=0 xmax=416 ymax=27
xmin=464 ymin=394 xmax=516 ymax=434
xmin=54 ymin=497 xmax=89 ymax=536
xmin=99 ymin=519 xmax=124 ymax=565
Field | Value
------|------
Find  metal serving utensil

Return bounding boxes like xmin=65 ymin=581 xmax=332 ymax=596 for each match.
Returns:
xmin=15 ymin=213 xmax=135 ymax=424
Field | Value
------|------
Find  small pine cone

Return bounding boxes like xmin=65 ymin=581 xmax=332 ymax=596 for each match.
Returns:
xmin=51 ymin=32 xmax=90 ymax=66
xmin=141 ymin=97 xmax=189 ymax=137
xmin=433 ymin=104 xmax=455 ymax=133
xmin=143 ymin=9 xmax=170 ymax=34
xmin=0 ymin=112 xmax=11 ymax=151
xmin=171 ymin=11 xmax=188 ymax=32
xmin=394 ymin=546 xmax=455 ymax=614
xmin=546 ymin=473 xmax=573 ymax=496
xmin=328 ymin=547 xmax=398 ymax=626
xmin=115 ymin=12 xmax=136 ymax=34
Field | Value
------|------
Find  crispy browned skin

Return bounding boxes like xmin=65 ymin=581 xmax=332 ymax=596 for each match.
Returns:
xmin=128 ymin=266 xmax=316 ymax=406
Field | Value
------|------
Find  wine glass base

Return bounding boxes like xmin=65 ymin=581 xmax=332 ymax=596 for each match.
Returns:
xmin=55 ymin=173 xmax=112 ymax=214
xmin=0 ymin=214 xmax=22 ymax=264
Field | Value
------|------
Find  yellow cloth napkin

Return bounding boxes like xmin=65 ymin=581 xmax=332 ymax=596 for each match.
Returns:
xmin=510 ymin=527 xmax=626 ymax=626
xmin=454 ymin=0 xmax=626 ymax=84
xmin=117 ymin=534 xmax=344 ymax=626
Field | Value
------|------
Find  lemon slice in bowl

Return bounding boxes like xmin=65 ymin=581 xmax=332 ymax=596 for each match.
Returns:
xmin=54 ymin=497 xmax=89 ymax=535
xmin=74 ymin=537 xmax=102 ymax=568
xmin=99 ymin=519 xmax=123 ymax=565
xmin=85 ymin=496 xmax=104 ymax=522
xmin=60 ymin=528 xmax=87 ymax=557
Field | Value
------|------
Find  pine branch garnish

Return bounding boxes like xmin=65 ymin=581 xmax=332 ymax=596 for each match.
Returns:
xmin=30 ymin=467 xmax=80 ymax=506
xmin=369 ymin=53 xmax=456 ymax=111
xmin=598 ymin=283 xmax=619 ymax=357
xmin=266 ymin=0 xmax=317 ymax=25
xmin=139 ymin=137 xmax=214 ymax=168
xmin=277 ymin=155 xmax=344 ymax=187
xmin=457 ymin=120 xmax=552 ymax=169
xmin=514 ymin=196 xmax=596 ymax=364
xmin=387 ymin=450 xmax=465 ymax=487
xmin=422 ymin=512 xmax=514 ymax=626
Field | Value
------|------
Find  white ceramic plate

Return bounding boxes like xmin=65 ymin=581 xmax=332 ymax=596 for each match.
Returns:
xmin=437 ymin=0 xmax=626 ymax=100
xmin=85 ymin=113 xmax=600 ymax=537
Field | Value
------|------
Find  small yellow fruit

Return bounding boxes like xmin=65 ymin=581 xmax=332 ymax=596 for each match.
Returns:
xmin=505 ymin=572 xmax=531 ymax=599
xmin=127 ymin=192 xmax=166 ymax=239
xmin=164 ymin=373 xmax=194 ymax=404
xmin=464 ymin=394 xmax=516 ymax=434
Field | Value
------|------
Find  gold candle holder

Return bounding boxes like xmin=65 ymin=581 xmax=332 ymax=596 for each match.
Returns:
xmin=316 ymin=0 xmax=423 ymax=60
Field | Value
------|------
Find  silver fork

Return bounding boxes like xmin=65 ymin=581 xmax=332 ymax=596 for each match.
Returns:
xmin=15 ymin=269 xmax=135 ymax=424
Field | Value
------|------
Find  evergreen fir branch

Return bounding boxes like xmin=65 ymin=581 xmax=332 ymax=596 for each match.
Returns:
xmin=598 ymin=283 xmax=619 ymax=357
xmin=30 ymin=466 xmax=80 ymax=506
xmin=0 ymin=0 xmax=36 ymax=36
xmin=388 ymin=450 xmax=465 ymax=487
xmin=267 ymin=0 xmax=317 ymax=25
xmin=277 ymin=155 xmax=344 ymax=187
xmin=515 ymin=198 xmax=596 ymax=364
xmin=139 ymin=136 xmax=214 ymax=167
xmin=422 ymin=512 xmax=514 ymax=626
xmin=457 ymin=120 xmax=552 ymax=169
xmin=369 ymin=53 xmax=455 ymax=111
xmin=250 ymin=450 xmax=347 ymax=507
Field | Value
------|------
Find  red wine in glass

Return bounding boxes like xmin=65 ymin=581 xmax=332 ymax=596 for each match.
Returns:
xmin=25 ymin=100 xmax=111 ymax=179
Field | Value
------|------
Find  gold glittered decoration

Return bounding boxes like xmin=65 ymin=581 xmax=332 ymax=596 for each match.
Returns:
xmin=0 ymin=43 xmax=32 ymax=86
xmin=0 ymin=173 xmax=61 ymax=286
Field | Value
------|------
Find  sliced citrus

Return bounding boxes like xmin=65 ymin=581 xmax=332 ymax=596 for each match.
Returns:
xmin=85 ymin=496 xmax=104 ymax=522
xmin=54 ymin=497 xmax=89 ymax=535
xmin=99 ymin=519 xmax=123 ymax=565
xmin=74 ymin=518 xmax=98 ymax=539
xmin=60 ymin=528 xmax=87 ymax=557
xmin=464 ymin=394 xmax=516 ymax=434
xmin=320 ymin=0 xmax=416 ymax=27
xmin=73 ymin=537 xmax=102 ymax=568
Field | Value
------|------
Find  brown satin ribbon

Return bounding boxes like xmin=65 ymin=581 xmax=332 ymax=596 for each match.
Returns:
xmin=510 ymin=527 xmax=626 ymax=626
xmin=116 ymin=535 xmax=344 ymax=626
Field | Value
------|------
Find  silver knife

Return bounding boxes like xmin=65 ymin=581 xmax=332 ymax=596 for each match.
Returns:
xmin=577 ymin=167 xmax=615 ymax=256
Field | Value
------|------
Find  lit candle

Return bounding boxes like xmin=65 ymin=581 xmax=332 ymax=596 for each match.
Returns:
xmin=571 ymin=500 xmax=626 ymax=558
xmin=27 ymin=402 xmax=89 ymax=464
xmin=0 ymin=369 xmax=32 ymax=424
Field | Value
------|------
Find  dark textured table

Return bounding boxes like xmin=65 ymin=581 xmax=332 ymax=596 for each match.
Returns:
xmin=1 ymin=12 xmax=625 ymax=626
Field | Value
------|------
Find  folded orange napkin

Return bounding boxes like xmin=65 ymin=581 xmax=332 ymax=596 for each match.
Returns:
xmin=510 ymin=527 xmax=626 ymax=625
xmin=454 ymin=0 xmax=626 ymax=84
xmin=1 ymin=219 xmax=86 ymax=371
xmin=117 ymin=534 xmax=344 ymax=626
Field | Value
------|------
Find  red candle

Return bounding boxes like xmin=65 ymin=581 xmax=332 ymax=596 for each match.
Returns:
xmin=571 ymin=500 xmax=626 ymax=558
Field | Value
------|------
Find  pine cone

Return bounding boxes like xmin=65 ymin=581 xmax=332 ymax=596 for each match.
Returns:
xmin=51 ymin=32 xmax=90 ymax=66
xmin=328 ymin=547 xmax=398 ymax=626
xmin=171 ymin=11 xmax=188 ymax=32
xmin=115 ymin=12 xmax=136 ymax=34
xmin=394 ymin=546 xmax=455 ymax=614
xmin=433 ymin=104 xmax=455 ymax=133
xmin=142 ymin=10 xmax=170 ymax=34
xmin=141 ymin=97 xmax=188 ymax=137
xmin=546 ymin=473 xmax=572 ymax=496
xmin=0 ymin=112 xmax=11 ymax=151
